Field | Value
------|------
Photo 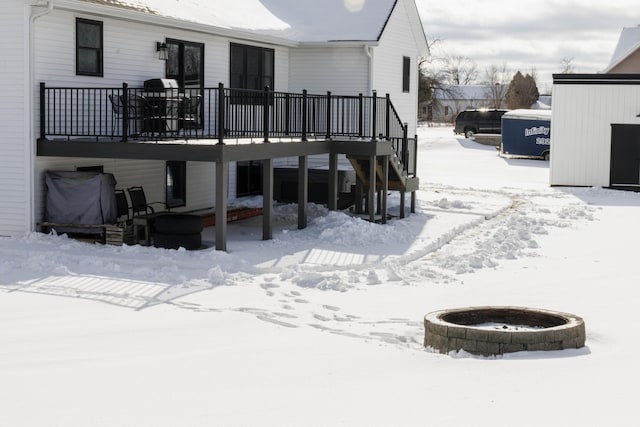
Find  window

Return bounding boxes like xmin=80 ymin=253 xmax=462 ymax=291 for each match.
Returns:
xmin=166 ymin=39 xmax=204 ymax=92
xmin=402 ymin=56 xmax=410 ymax=93
xmin=166 ymin=161 xmax=186 ymax=208
xmin=236 ymin=160 xmax=263 ymax=197
xmin=230 ymin=43 xmax=274 ymax=92
xmin=76 ymin=18 xmax=103 ymax=76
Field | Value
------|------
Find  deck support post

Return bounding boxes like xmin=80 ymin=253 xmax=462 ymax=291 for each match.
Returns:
xmin=215 ymin=160 xmax=228 ymax=251
xmin=368 ymin=154 xmax=376 ymax=222
xmin=399 ymin=190 xmax=406 ymax=219
xmin=262 ymin=158 xmax=274 ymax=240
xmin=411 ymin=191 xmax=416 ymax=214
xmin=328 ymin=152 xmax=338 ymax=211
xmin=298 ymin=155 xmax=308 ymax=229
xmin=354 ymin=177 xmax=363 ymax=214
xmin=381 ymin=155 xmax=389 ymax=224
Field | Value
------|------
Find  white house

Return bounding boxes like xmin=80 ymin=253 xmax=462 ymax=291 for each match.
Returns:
xmin=550 ymin=27 xmax=640 ymax=188
xmin=0 ymin=0 xmax=429 ymax=248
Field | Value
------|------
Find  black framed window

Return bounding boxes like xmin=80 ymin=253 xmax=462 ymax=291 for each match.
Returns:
xmin=166 ymin=39 xmax=204 ymax=92
xmin=402 ymin=56 xmax=410 ymax=93
xmin=166 ymin=161 xmax=186 ymax=208
xmin=76 ymin=18 xmax=103 ymax=76
xmin=236 ymin=160 xmax=263 ymax=196
xmin=230 ymin=43 xmax=274 ymax=103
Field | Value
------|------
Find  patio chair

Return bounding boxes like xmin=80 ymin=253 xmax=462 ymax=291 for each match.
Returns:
xmin=180 ymin=95 xmax=202 ymax=136
xmin=108 ymin=94 xmax=123 ymax=137
xmin=127 ymin=186 xmax=165 ymax=216
xmin=114 ymin=189 xmax=130 ymax=222
xmin=127 ymin=94 xmax=150 ymax=137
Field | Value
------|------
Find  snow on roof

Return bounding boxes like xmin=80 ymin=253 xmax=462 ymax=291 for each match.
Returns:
xmin=606 ymin=26 xmax=640 ymax=72
xmin=81 ymin=0 xmax=398 ymax=43
xmin=434 ymin=85 xmax=506 ymax=101
xmin=503 ymin=109 xmax=551 ymax=120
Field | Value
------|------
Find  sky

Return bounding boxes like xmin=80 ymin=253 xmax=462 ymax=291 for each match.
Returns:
xmin=415 ymin=0 xmax=640 ymax=91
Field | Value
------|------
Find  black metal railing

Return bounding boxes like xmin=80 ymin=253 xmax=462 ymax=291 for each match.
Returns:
xmin=39 ymin=82 xmax=416 ymax=177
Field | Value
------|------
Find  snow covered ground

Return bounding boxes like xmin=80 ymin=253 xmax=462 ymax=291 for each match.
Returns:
xmin=1 ymin=126 xmax=638 ymax=426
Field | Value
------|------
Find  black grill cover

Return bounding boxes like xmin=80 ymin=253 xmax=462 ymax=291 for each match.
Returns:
xmin=44 ymin=171 xmax=117 ymax=234
xmin=143 ymin=78 xmax=178 ymax=91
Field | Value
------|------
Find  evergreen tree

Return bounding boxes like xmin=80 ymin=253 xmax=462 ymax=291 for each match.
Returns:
xmin=505 ymin=71 xmax=539 ymax=109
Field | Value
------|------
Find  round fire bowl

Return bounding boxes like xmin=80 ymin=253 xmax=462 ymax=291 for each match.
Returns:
xmin=424 ymin=306 xmax=585 ymax=356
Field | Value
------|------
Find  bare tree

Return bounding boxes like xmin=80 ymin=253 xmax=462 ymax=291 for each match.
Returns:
xmin=441 ymin=55 xmax=479 ymax=85
xmin=560 ymin=57 xmax=575 ymax=74
xmin=482 ymin=64 xmax=510 ymax=108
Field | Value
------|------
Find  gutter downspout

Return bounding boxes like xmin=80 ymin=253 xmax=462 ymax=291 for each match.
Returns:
xmin=364 ymin=45 xmax=373 ymax=95
xmin=28 ymin=0 xmax=54 ymax=233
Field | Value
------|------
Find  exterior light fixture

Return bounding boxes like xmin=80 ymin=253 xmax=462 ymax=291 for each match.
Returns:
xmin=156 ymin=41 xmax=168 ymax=60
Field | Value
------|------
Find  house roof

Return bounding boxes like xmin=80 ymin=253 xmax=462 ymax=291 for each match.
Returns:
xmin=605 ymin=26 xmax=640 ymax=72
xmin=76 ymin=0 xmax=409 ymax=44
xmin=434 ymin=85 xmax=505 ymax=101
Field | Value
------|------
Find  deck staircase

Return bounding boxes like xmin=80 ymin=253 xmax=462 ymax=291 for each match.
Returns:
xmin=347 ymin=147 xmax=419 ymax=194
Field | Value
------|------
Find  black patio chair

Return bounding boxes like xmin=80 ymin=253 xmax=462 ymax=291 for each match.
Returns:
xmin=114 ymin=189 xmax=130 ymax=222
xmin=180 ymin=95 xmax=202 ymax=136
xmin=108 ymin=94 xmax=124 ymax=137
xmin=127 ymin=186 xmax=165 ymax=216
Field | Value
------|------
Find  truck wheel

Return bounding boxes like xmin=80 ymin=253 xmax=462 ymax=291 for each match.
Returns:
xmin=543 ymin=152 xmax=550 ymax=161
xmin=465 ymin=128 xmax=476 ymax=139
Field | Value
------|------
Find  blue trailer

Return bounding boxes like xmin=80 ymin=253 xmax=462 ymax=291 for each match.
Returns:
xmin=500 ymin=109 xmax=551 ymax=160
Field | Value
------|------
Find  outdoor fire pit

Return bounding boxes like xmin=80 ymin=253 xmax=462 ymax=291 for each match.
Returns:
xmin=424 ymin=306 xmax=585 ymax=356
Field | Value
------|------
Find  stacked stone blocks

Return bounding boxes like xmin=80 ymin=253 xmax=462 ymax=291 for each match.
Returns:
xmin=424 ymin=306 xmax=586 ymax=356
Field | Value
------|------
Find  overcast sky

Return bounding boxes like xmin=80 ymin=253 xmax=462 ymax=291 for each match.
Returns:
xmin=415 ymin=0 xmax=640 ymax=91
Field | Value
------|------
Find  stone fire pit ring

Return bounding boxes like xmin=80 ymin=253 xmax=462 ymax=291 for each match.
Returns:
xmin=424 ymin=306 xmax=585 ymax=356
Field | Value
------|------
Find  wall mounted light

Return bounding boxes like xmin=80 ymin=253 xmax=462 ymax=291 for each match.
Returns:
xmin=156 ymin=41 xmax=168 ymax=60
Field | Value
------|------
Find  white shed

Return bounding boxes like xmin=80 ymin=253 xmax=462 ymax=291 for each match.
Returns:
xmin=550 ymin=74 xmax=640 ymax=188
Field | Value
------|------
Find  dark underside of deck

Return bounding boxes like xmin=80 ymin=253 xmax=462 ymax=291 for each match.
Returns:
xmin=37 ymin=137 xmax=396 ymax=162
xmin=37 ymin=137 xmax=418 ymax=252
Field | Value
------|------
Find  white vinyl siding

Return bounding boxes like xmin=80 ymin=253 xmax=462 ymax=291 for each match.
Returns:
xmin=32 ymin=9 xmax=290 ymax=217
xmin=551 ymin=83 xmax=640 ymax=187
xmin=0 ymin=1 xmax=30 ymax=236
xmin=34 ymin=10 xmax=289 ymax=89
xmin=288 ymin=47 xmax=369 ymax=95
xmin=372 ymin=0 xmax=420 ymax=136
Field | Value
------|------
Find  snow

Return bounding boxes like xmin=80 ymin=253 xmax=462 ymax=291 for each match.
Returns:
xmin=2 ymin=126 xmax=639 ymax=425
xmin=103 ymin=0 xmax=396 ymax=42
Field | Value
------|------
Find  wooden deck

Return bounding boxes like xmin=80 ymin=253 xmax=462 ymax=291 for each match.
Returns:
xmin=38 ymin=136 xmax=417 ymax=251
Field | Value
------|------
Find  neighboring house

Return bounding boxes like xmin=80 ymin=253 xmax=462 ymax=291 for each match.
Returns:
xmin=604 ymin=26 xmax=640 ymax=73
xmin=551 ymin=27 xmax=640 ymax=188
xmin=420 ymin=84 xmax=507 ymax=122
xmin=1 ymin=0 xmax=428 ymax=249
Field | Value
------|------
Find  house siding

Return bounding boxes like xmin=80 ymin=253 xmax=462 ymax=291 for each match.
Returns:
xmin=372 ymin=0 xmax=420 ymax=136
xmin=288 ymin=46 xmax=369 ymax=95
xmin=0 ymin=1 xmax=31 ymax=236
xmin=550 ymin=82 xmax=640 ymax=186
xmin=31 ymin=8 xmax=293 ymax=221
xmin=608 ymin=50 xmax=640 ymax=74
xmin=34 ymin=9 xmax=289 ymax=90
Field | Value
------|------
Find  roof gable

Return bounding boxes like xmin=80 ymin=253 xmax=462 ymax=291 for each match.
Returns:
xmin=606 ymin=26 xmax=640 ymax=72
